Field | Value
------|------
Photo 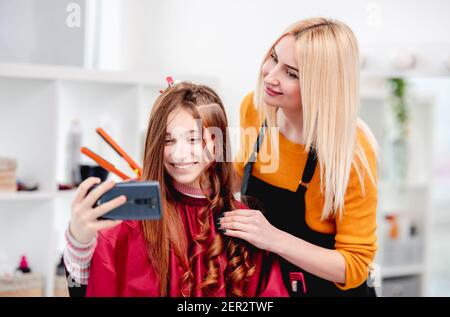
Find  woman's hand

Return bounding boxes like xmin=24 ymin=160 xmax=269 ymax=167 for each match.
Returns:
xmin=218 ymin=209 xmax=282 ymax=252
xmin=69 ymin=177 xmax=127 ymax=244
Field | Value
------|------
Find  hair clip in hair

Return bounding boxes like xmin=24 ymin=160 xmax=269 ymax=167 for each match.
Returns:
xmin=166 ymin=76 xmax=174 ymax=87
xmin=159 ymin=76 xmax=177 ymax=93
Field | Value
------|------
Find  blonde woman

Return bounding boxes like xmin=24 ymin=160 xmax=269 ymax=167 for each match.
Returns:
xmin=218 ymin=17 xmax=378 ymax=296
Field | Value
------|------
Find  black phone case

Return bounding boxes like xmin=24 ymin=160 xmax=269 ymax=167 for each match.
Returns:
xmin=91 ymin=181 xmax=162 ymax=220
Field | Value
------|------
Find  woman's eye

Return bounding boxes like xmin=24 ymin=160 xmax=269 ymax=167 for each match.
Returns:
xmin=165 ymin=139 xmax=175 ymax=145
xmin=270 ymin=53 xmax=278 ymax=63
xmin=287 ymin=71 xmax=299 ymax=79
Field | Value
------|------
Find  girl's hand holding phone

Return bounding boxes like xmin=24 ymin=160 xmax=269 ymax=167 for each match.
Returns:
xmin=69 ymin=177 xmax=127 ymax=244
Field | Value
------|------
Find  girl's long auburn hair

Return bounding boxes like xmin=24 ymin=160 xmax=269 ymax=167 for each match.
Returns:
xmin=140 ymin=82 xmax=256 ymax=296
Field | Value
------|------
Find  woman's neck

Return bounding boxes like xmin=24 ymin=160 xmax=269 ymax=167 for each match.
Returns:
xmin=172 ymin=181 xmax=207 ymax=198
xmin=276 ymin=107 xmax=304 ymax=144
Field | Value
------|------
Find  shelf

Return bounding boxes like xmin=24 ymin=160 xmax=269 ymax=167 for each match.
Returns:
xmin=382 ymin=264 xmax=425 ymax=279
xmin=0 ymin=62 xmax=162 ymax=86
xmin=55 ymin=190 xmax=78 ymax=199
xmin=0 ymin=191 xmax=55 ymax=202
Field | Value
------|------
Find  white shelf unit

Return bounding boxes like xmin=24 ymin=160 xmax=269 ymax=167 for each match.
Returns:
xmin=360 ymin=76 xmax=433 ymax=296
xmin=0 ymin=192 xmax=56 ymax=201
xmin=382 ymin=264 xmax=425 ymax=279
xmin=0 ymin=63 xmax=165 ymax=296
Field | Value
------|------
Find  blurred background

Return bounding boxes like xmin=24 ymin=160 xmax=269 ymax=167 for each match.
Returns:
xmin=0 ymin=0 xmax=449 ymax=297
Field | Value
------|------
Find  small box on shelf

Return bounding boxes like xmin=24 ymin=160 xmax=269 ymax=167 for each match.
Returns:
xmin=0 ymin=157 xmax=17 ymax=193
xmin=54 ymin=275 xmax=69 ymax=297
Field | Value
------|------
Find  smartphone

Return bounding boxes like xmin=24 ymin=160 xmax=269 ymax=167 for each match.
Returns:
xmin=90 ymin=181 xmax=163 ymax=220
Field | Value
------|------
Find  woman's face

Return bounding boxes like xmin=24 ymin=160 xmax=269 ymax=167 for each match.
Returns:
xmin=261 ymin=35 xmax=301 ymax=111
xmin=163 ymin=107 xmax=214 ymax=188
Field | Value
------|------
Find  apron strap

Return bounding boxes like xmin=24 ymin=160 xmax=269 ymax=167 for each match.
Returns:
xmin=298 ymin=147 xmax=317 ymax=190
xmin=241 ymin=120 xmax=267 ymax=194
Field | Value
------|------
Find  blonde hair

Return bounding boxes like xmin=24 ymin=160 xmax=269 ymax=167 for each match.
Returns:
xmin=254 ymin=17 xmax=378 ymax=221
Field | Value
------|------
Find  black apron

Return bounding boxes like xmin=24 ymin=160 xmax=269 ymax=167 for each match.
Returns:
xmin=241 ymin=122 xmax=376 ymax=297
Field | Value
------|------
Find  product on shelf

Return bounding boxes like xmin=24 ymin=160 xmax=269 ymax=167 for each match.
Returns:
xmin=55 ymin=255 xmax=69 ymax=297
xmin=17 ymin=180 xmax=39 ymax=191
xmin=17 ymin=255 xmax=31 ymax=273
xmin=0 ymin=157 xmax=17 ymax=192
xmin=383 ymin=213 xmax=423 ymax=266
xmin=385 ymin=214 xmax=399 ymax=239
xmin=79 ymin=164 xmax=109 ymax=182
xmin=0 ymin=253 xmax=14 ymax=279
xmin=67 ymin=118 xmax=83 ymax=186
xmin=56 ymin=255 xmax=65 ymax=276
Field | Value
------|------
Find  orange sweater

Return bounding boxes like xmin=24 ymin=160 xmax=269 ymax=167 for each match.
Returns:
xmin=234 ymin=92 xmax=378 ymax=290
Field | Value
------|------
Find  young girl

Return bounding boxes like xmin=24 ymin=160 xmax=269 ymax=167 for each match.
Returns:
xmin=67 ymin=82 xmax=288 ymax=297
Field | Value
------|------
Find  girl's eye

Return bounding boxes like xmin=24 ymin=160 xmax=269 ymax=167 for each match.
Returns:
xmin=165 ymin=139 xmax=175 ymax=145
xmin=190 ymin=138 xmax=201 ymax=144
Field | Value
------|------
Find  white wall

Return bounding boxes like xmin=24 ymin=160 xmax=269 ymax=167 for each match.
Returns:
xmin=117 ymin=0 xmax=450 ymax=141
xmin=0 ymin=0 xmax=86 ymax=66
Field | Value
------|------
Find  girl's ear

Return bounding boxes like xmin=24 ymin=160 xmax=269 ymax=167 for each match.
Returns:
xmin=202 ymin=128 xmax=216 ymax=162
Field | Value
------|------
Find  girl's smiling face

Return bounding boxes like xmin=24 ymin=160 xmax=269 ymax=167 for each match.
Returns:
xmin=163 ymin=107 xmax=215 ymax=189
xmin=261 ymin=35 xmax=301 ymax=112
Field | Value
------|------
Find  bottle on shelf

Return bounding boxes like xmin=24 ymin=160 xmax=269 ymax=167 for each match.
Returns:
xmin=17 ymin=255 xmax=31 ymax=274
xmin=385 ymin=214 xmax=399 ymax=239
xmin=56 ymin=255 xmax=65 ymax=276
xmin=66 ymin=118 xmax=83 ymax=187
